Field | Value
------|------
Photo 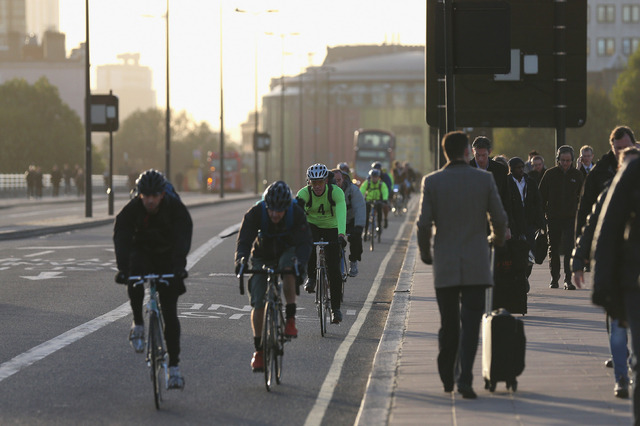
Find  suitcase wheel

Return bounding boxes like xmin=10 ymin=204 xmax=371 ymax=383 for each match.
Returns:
xmin=507 ymin=379 xmax=518 ymax=392
xmin=484 ymin=379 xmax=490 ymax=390
xmin=489 ymin=381 xmax=496 ymax=392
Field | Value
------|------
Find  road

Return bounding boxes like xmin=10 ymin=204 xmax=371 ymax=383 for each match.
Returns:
xmin=0 ymin=197 xmax=414 ymax=425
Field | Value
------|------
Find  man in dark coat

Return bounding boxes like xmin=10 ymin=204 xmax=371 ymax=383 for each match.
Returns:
xmin=470 ymin=136 xmax=513 ymax=239
xmin=539 ymin=145 xmax=583 ymax=289
xmin=575 ymin=126 xmax=635 ymax=240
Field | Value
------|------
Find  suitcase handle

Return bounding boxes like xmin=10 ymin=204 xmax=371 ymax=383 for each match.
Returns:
xmin=485 ymin=243 xmax=495 ymax=316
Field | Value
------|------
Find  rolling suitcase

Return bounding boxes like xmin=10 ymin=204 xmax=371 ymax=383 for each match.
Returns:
xmin=482 ymin=246 xmax=526 ymax=392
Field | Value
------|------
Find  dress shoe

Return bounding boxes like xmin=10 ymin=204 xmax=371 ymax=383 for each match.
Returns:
xmin=605 ymin=358 xmax=613 ymax=368
xmin=458 ymin=385 xmax=477 ymax=399
xmin=443 ymin=382 xmax=454 ymax=393
xmin=549 ymin=280 xmax=559 ymax=289
xmin=564 ymin=282 xmax=576 ymax=290
xmin=615 ymin=377 xmax=629 ymax=398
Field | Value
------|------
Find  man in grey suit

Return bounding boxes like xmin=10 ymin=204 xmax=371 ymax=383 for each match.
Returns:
xmin=417 ymin=131 xmax=508 ymax=399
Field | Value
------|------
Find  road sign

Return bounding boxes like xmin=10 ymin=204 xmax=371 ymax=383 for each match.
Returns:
xmin=90 ymin=94 xmax=119 ymax=132
xmin=426 ymin=0 xmax=587 ymax=128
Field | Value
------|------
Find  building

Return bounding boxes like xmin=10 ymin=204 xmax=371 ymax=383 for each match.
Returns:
xmin=255 ymin=44 xmax=433 ymax=189
xmin=96 ymin=53 xmax=156 ymax=121
xmin=587 ymin=0 xmax=640 ymax=90
xmin=25 ymin=0 xmax=59 ymax=37
xmin=0 ymin=0 xmax=27 ymax=61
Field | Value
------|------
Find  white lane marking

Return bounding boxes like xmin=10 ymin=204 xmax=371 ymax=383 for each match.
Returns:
xmin=19 ymin=245 xmax=111 ymax=250
xmin=304 ymin=220 xmax=407 ymax=426
xmin=23 ymin=250 xmax=55 ymax=258
xmin=20 ymin=271 xmax=65 ymax=281
xmin=346 ymin=310 xmax=356 ymax=316
xmin=0 ymin=224 xmax=241 ymax=383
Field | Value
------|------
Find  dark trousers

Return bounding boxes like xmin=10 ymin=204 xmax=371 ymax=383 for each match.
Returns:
xmin=547 ymin=217 xmax=575 ymax=283
xmin=624 ymin=289 xmax=640 ymax=425
xmin=365 ymin=202 xmax=383 ymax=235
xmin=346 ymin=220 xmax=363 ymax=262
xmin=307 ymin=224 xmax=342 ymax=311
xmin=435 ymin=286 xmax=485 ymax=388
xmin=129 ymin=284 xmax=181 ymax=367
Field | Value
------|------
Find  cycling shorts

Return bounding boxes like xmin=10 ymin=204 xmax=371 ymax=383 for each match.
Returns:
xmin=248 ymin=246 xmax=297 ymax=307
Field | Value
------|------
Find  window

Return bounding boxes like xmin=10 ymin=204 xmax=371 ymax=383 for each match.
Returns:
xmin=596 ymin=38 xmax=615 ymax=56
xmin=622 ymin=5 xmax=640 ymax=22
xmin=597 ymin=5 xmax=615 ymax=22
xmin=622 ymin=38 xmax=640 ymax=55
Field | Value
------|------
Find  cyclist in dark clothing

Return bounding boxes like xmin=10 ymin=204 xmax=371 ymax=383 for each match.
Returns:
xmin=113 ymin=169 xmax=192 ymax=390
xmin=235 ymin=181 xmax=312 ymax=372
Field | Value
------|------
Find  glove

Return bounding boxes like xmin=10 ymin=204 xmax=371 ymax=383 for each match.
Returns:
xmin=173 ymin=268 xmax=188 ymax=280
xmin=338 ymin=235 xmax=347 ymax=248
xmin=235 ymin=261 xmax=247 ymax=276
xmin=114 ymin=271 xmax=128 ymax=285
xmin=420 ymin=251 xmax=433 ymax=265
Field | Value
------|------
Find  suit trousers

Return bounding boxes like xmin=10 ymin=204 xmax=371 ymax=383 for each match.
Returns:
xmin=547 ymin=217 xmax=575 ymax=282
xmin=435 ymin=285 xmax=485 ymax=388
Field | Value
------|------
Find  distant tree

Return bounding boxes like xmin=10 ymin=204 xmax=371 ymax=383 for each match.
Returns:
xmin=612 ymin=47 xmax=640 ymax=133
xmin=0 ymin=77 xmax=84 ymax=173
xmin=493 ymin=86 xmax=619 ymax=165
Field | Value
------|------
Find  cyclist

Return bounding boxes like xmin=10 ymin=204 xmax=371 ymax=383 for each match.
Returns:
xmin=361 ymin=168 xmax=389 ymax=239
xmin=391 ymin=160 xmax=410 ymax=203
xmin=333 ymin=166 xmax=366 ymax=277
xmin=371 ymin=162 xmax=393 ymax=228
xmin=113 ymin=169 xmax=192 ymax=390
xmin=235 ymin=181 xmax=312 ymax=372
xmin=297 ymin=163 xmax=347 ymax=323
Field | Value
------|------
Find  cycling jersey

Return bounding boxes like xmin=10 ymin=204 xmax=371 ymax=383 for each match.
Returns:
xmin=297 ymin=184 xmax=347 ymax=235
xmin=360 ymin=179 xmax=389 ymax=203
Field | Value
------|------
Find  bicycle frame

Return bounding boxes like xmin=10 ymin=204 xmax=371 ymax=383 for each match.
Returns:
xmin=313 ymin=241 xmax=331 ymax=336
xmin=129 ymin=273 xmax=174 ymax=410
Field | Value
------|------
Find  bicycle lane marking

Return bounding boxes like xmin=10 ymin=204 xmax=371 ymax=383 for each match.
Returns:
xmin=0 ymin=223 xmax=241 ymax=383
xmin=304 ymin=218 xmax=409 ymax=426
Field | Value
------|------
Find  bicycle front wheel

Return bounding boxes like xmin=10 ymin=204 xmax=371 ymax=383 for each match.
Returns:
xmin=275 ymin=308 xmax=285 ymax=384
xmin=370 ymin=216 xmax=375 ymax=251
xmin=317 ymin=268 xmax=326 ymax=337
xmin=322 ymin=269 xmax=331 ymax=333
xmin=148 ymin=313 xmax=163 ymax=409
xmin=263 ymin=302 xmax=276 ymax=391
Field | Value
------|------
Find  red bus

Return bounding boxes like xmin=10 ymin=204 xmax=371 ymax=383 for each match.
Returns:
xmin=353 ymin=129 xmax=395 ymax=182
xmin=207 ymin=151 xmax=243 ymax=192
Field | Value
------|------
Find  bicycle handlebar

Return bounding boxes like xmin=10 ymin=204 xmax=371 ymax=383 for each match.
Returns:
xmin=129 ymin=273 xmax=175 ymax=286
xmin=236 ymin=257 xmax=300 ymax=295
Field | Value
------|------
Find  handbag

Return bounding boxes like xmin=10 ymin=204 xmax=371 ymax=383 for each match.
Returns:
xmin=534 ymin=229 xmax=548 ymax=264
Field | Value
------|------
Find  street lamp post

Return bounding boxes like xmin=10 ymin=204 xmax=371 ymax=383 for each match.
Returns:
xmin=165 ymin=0 xmax=171 ymax=181
xmin=235 ymin=8 xmax=278 ymax=194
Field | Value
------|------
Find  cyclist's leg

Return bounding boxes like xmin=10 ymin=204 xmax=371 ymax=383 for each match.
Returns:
xmin=158 ymin=288 xmax=181 ymax=367
xmin=364 ymin=203 xmax=371 ymax=236
xmin=376 ymin=203 xmax=383 ymax=228
xmin=249 ymin=257 xmax=269 ymax=352
xmin=346 ymin=221 xmax=363 ymax=262
xmin=319 ymin=228 xmax=342 ymax=312
xmin=127 ymin=283 xmax=145 ymax=325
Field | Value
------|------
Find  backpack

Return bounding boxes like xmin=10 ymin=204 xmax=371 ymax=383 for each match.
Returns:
xmin=259 ymin=200 xmax=295 ymax=238
xmin=305 ymin=183 xmax=336 ymax=216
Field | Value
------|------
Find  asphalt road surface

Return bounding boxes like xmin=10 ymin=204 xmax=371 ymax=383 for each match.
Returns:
xmin=0 ymin=198 xmax=413 ymax=425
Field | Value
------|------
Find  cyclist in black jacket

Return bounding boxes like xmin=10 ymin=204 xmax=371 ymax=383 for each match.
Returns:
xmin=235 ymin=181 xmax=312 ymax=372
xmin=113 ymin=169 xmax=192 ymax=390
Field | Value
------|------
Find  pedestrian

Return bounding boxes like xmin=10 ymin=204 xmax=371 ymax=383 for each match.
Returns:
xmin=524 ymin=150 xmax=540 ymax=174
xmin=50 ymin=164 xmax=62 ymax=197
xmin=34 ymin=166 xmax=43 ymax=198
xmin=573 ymin=147 xmax=640 ymax=400
xmin=417 ymin=130 xmax=508 ymax=399
xmin=538 ymin=145 xmax=583 ymax=289
xmin=576 ymin=126 xmax=635 ymax=241
xmin=576 ymin=145 xmax=595 ymax=177
xmin=592 ymin=155 xmax=640 ymax=424
xmin=333 ymin=167 xmax=366 ymax=277
xmin=24 ymin=165 xmax=35 ymax=199
xmin=470 ymin=136 xmax=513 ymax=239
xmin=528 ymin=155 xmax=546 ymax=185
xmin=75 ymin=168 xmax=85 ymax=196
xmin=62 ymin=163 xmax=72 ymax=195
xmin=506 ymin=157 xmax=545 ymax=279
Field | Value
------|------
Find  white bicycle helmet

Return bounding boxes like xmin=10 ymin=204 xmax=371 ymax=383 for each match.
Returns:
xmin=306 ymin=163 xmax=328 ymax=180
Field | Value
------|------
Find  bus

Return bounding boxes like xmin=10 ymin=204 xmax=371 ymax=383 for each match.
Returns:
xmin=207 ymin=151 xmax=243 ymax=193
xmin=353 ymin=129 xmax=395 ymax=182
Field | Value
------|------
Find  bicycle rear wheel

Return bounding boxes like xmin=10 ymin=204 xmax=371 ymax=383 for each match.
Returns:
xmin=370 ymin=215 xmax=375 ymax=251
xmin=263 ymin=302 xmax=275 ymax=391
xmin=322 ymin=269 xmax=331 ymax=330
xmin=148 ymin=313 xmax=163 ymax=409
xmin=275 ymin=308 xmax=284 ymax=384
xmin=340 ymin=249 xmax=347 ymax=302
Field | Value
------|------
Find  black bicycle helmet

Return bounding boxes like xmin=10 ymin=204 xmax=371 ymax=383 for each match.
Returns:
xmin=307 ymin=163 xmax=329 ymax=180
xmin=371 ymin=162 xmax=382 ymax=170
xmin=369 ymin=168 xmax=381 ymax=178
xmin=263 ymin=181 xmax=292 ymax=211
xmin=136 ymin=169 xmax=167 ymax=195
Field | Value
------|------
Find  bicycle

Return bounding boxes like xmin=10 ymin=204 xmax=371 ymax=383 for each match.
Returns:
xmin=338 ymin=234 xmax=350 ymax=303
xmin=128 ymin=273 xmax=174 ymax=410
xmin=391 ymin=184 xmax=407 ymax=216
xmin=313 ymin=240 xmax=333 ymax=336
xmin=364 ymin=201 xmax=383 ymax=251
xmin=237 ymin=260 xmax=299 ymax=391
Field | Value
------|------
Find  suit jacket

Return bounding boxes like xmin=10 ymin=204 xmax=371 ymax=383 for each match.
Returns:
xmin=507 ymin=173 xmax=545 ymax=239
xmin=417 ymin=161 xmax=508 ymax=288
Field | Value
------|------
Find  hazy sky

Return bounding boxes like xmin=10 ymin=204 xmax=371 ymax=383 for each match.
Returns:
xmin=59 ymin=0 xmax=426 ymax=140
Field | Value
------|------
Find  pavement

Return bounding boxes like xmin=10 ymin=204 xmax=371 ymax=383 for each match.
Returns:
xmin=1 ymin=194 xmax=635 ymax=425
